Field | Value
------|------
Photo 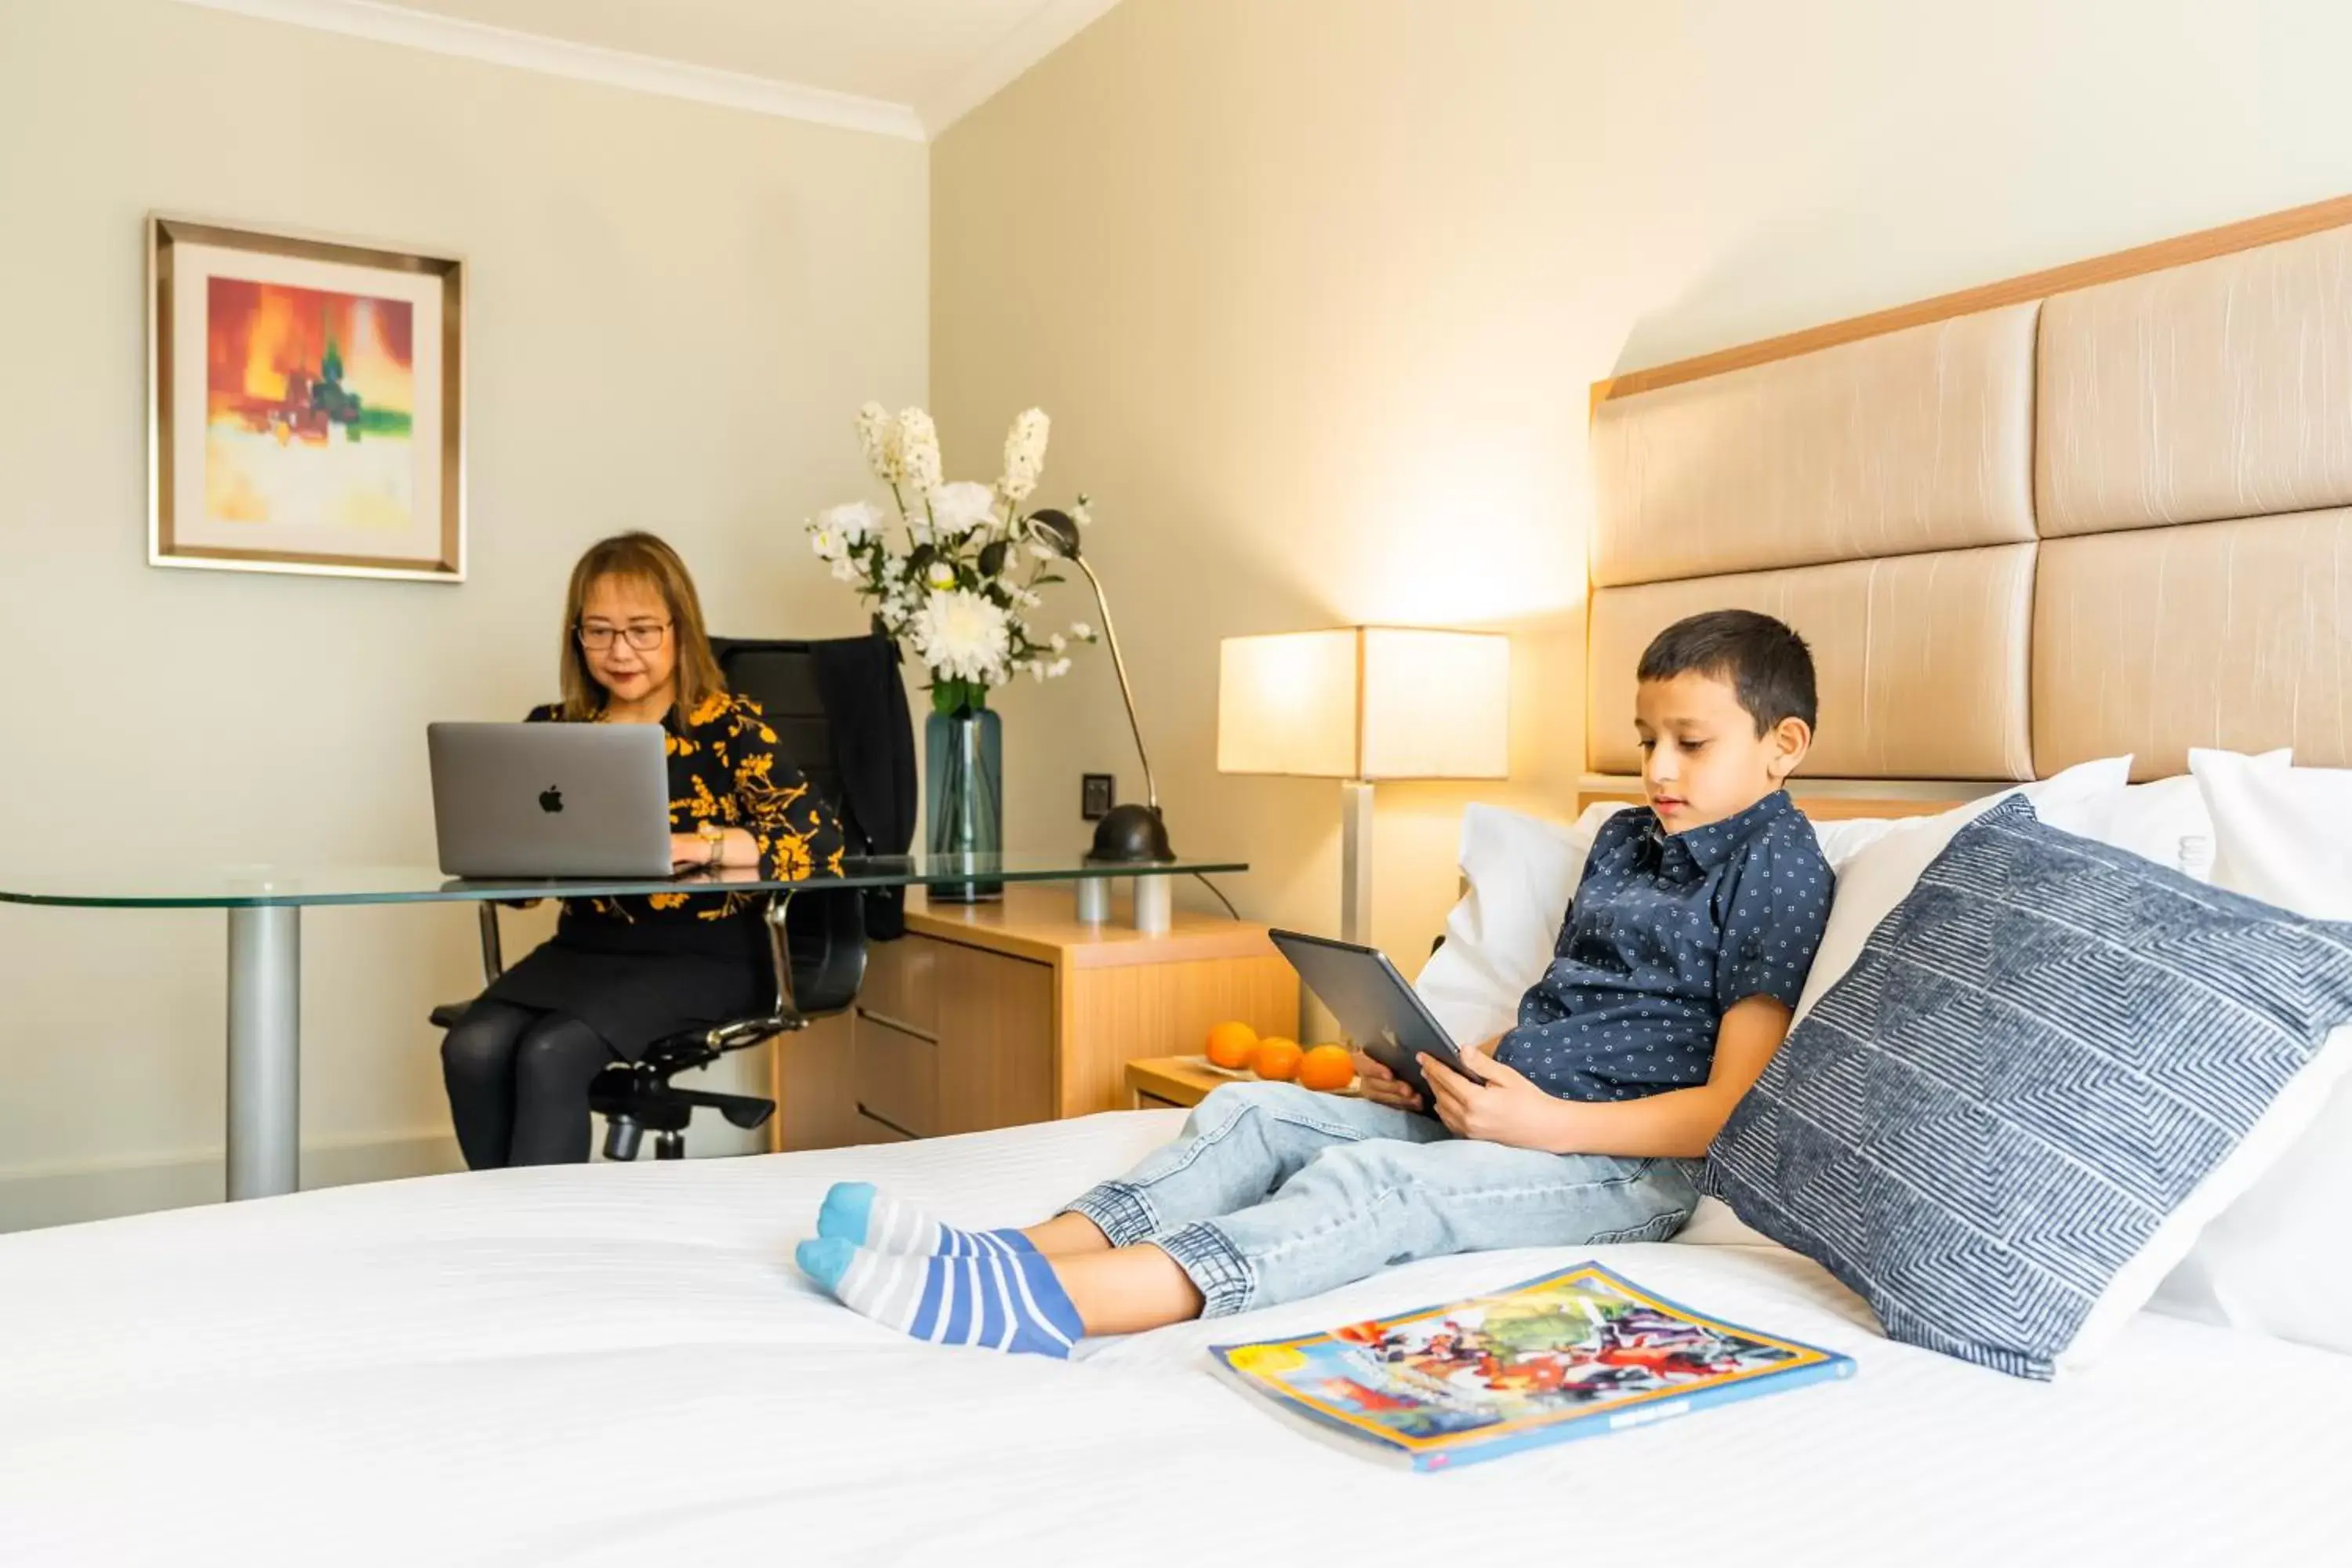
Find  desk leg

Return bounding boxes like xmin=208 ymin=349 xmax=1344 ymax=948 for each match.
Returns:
xmin=1132 ymin=875 xmax=1171 ymax=935
xmin=227 ymin=906 xmax=301 ymax=1201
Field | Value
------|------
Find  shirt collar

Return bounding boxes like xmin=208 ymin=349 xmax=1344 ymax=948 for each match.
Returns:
xmin=1639 ymin=789 xmax=1796 ymax=881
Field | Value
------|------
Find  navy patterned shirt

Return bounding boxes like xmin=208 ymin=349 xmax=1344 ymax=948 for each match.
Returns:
xmin=1496 ymin=791 xmax=1833 ymax=1103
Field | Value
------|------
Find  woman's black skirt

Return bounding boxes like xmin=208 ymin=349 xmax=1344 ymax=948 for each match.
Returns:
xmin=474 ymin=909 xmax=774 ymax=1058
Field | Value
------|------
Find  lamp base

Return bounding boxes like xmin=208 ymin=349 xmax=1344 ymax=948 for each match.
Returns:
xmin=1087 ymin=803 xmax=1174 ymax=865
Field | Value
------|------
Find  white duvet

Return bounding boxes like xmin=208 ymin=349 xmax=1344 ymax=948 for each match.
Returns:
xmin=2 ymin=1112 xmax=2347 ymax=1566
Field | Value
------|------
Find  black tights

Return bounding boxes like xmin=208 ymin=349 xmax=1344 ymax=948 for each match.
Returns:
xmin=440 ymin=1000 xmax=616 ymax=1169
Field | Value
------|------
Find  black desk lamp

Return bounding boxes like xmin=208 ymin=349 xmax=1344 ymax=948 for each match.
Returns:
xmin=1023 ymin=509 xmax=1174 ymax=864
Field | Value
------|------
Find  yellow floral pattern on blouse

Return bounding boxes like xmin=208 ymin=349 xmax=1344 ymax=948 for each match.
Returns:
xmin=525 ymin=692 xmax=845 ymax=924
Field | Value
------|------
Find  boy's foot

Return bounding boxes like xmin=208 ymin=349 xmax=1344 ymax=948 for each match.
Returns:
xmin=794 ymin=1238 xmax=1083 ymax=1357
xmin=816 ymin=1181 xmax=1036 ymax=1259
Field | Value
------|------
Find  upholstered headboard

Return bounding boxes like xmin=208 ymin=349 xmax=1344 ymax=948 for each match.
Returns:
xmin=1588 ymin=196 xmax=2352 ymax=791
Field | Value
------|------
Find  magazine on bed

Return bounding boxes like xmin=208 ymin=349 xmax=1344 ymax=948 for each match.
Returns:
xmin=1208 ymin=1261 xmax=1855 ymax=1472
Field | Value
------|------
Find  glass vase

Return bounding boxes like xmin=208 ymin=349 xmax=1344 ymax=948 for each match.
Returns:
xmin=924 ymin=706 xmax=1004 ymax=902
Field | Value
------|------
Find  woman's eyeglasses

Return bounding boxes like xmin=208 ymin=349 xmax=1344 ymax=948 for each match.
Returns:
xmin=577 ymin=622 xmax=671 ymax=652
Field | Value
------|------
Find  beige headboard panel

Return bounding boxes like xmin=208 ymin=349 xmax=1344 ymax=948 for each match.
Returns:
xmin=1588 ymin=546 xmax=2035 ymax=779
xmin=1591 ymin=302 xmax=2038 ymax=588
xmin=2039 ymin=223 xmax=2352 ymax=537
xmin=1590 ymin=194 xmax=2352 ymax=783
xmin=2034 ymin=510 xmax=2352 ymax=779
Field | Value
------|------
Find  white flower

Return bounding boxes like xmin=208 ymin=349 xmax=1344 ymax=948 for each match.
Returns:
xmin=829 ymin=557 xmax=861 ymax=583
xmin=924 ymin=560 xmax=958 ymax=591
xmin=896 ymin=408 xmax=942 ymax=499
xmin=1070 ymin=495 xmax=1093 ymax=528
xmin=1025 ymin=660 xmax=1047 ymax=682
xmin=818 ymin=499 xmax=884 ymax=543
xmin=931 ymin=481 xmax=996 ymax=539
xmin=1012 ymin=586 xmax=1043 ymax=608
xmin=909 ymin=589 xmax=1011 ymax=684
xmin=1070 ymin=621 xmax=1095 ymax=641
xmin=997 ymin=408 xmax=1050 ymax=506
xmin=809 ymin=528 xmax=843 ymax=561
xmin=1049 ymin=633 xmax=1068 ymax=654
xmin=856 ymin=402 xmax=900 ymax=486
xmin=1049 ymin=658 xmax=1072 ymax=678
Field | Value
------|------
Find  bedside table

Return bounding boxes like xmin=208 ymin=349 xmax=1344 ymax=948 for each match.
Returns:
xmin=773 ymin=886 xmax=1300 ymax=1148
xmin=1125 ymin=1055 xmax=1361 ymax=1109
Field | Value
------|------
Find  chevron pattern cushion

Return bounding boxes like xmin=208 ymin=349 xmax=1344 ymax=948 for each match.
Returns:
xmin=1708 ymin=795 xmax=2352 ymax=1379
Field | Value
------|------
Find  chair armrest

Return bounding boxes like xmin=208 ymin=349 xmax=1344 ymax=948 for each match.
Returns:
xmin=771 ymin=887 xmax=866 ymax=1022
xmin=477 ymin=903 xmax=505 ymax=985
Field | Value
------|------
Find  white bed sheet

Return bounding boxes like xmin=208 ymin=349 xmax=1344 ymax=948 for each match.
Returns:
xmin=2 ymin=1112 xmax=2347 ymax=1566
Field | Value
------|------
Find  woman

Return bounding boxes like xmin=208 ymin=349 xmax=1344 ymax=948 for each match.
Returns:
xmin=441 ymin=532 xmax=845 ymax=1167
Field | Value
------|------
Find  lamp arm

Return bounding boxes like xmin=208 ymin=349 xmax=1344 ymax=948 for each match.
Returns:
xmin=1072 ymin=554 xmax=1159 ymax=814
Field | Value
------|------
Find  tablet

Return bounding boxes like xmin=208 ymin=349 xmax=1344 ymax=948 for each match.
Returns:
xmin=1268 ymin=929 xmax=1486 ymax=1110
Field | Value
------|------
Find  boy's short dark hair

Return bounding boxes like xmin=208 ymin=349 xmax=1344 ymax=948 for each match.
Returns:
xmin=1637 ymin=610 xmax=1817 ymax=735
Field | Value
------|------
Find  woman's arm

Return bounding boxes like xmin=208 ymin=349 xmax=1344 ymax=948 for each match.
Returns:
xmin=713 ymin=702 xmax=847 ymax=879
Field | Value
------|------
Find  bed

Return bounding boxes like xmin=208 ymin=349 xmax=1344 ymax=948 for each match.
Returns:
xmin=13 ymin=200 xmax=2352 ymax=1566
xmin=5 ymin=1111 xmax=2348 ymax=1566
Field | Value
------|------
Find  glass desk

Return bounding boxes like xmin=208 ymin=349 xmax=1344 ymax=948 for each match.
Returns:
xmin=0 ymin=852 xmax=1244 ymax=1202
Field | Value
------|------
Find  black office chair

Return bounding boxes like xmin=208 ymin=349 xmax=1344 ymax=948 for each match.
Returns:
xmin=427 ymin=636 xmax=895 ymax=1160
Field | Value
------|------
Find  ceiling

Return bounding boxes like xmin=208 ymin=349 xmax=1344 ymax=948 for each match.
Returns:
xmin=185 ymin=0 xmax=1123 ymax=138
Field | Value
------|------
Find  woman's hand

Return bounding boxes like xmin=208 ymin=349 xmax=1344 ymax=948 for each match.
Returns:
xmin=1353 ymin=1048 xmax=1424 ymax=1112
xmin=1421 ymin=1039 xmax=1572 ymax=1152
xmin=670 ymin=833 xmax=717 ymax=871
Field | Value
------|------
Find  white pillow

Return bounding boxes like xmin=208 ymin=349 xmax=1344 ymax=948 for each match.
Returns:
xmin=1811 ymin=815 xmax=1909 ymax=872
xmin=2147 ymin=751 xmax=2352 ymax=1357
xmin=1414 ymin=801 xmax=1625 ymax=1046
xmin=2065 ymin=749 xmax=2292 ymax=877
xmin=1789 ymin=756 xmax=2135 ymax=1022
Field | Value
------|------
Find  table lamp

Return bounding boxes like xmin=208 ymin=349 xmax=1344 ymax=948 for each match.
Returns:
xmin=1218 ymin=627 xmax=1510 ymax=944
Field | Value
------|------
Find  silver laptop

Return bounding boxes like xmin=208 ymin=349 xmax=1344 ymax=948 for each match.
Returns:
xmin=427 ymin=722 xmax=674 ymax=878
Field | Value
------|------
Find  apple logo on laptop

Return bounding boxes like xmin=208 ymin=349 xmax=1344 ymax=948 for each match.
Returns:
xmin=539 ymin=785 xmax=564 ymax=814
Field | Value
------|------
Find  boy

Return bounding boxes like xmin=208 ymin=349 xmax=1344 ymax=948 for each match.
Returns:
xmin=797 ymin=610 xmax=1835 ymax=1356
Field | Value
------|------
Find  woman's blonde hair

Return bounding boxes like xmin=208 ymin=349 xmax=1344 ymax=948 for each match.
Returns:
xmin=558 ymin=532 xmax=726 ymax=724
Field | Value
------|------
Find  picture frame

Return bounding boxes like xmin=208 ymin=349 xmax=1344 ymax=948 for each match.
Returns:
xmin=147 ymin=215 xmax=466 ymax=582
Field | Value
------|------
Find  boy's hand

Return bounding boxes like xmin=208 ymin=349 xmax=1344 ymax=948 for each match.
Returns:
xmin=1352 ymin=1048 xmax=1423 ymax=1112
xmin=1421 ymin=1040 xmax=1567 ymax=1152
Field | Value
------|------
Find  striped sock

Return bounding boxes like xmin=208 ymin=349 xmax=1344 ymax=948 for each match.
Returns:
xmin=795 ymin=1237 xmax=1083 ymax=1357
xmin=816 ymin=1181 xmax=1036 ymax=1259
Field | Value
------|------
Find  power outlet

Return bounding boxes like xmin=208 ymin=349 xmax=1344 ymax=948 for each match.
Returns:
xmin=1081 ymin=773 xmax=1116 ymax=820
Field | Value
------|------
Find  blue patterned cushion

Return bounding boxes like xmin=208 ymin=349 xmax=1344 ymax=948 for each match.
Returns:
xmin=1708 ymin=795 xmax=2352 ymax=1379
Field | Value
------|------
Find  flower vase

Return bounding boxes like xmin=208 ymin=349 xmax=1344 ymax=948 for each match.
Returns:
xmin=924 ymin=706 xmax=1004 ymax=902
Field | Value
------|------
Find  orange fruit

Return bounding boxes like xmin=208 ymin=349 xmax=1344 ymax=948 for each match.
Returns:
xmin=1298 ymin=1044 xmax=1356 ymax=1092
xmin=1251 ymin=1037 xmax=1303 ymax=1081
xmin=1205 ymin=1020 xmax=1258 ymax=1070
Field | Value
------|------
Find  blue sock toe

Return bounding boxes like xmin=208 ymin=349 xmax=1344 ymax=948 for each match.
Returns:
xmin=816 ymin=1181 xmax=879 ymax=1247
xmin=795 ymin=1236 xmax=856 ymax=1292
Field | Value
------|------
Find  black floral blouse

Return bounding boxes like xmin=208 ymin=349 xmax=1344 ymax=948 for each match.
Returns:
xmin=526 ymin=691 xmax=845 ymax=924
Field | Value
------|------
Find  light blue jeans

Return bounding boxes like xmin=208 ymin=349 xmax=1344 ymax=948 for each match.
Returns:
xmin=1065 ymin=1083 xmax=1698 ymax=1317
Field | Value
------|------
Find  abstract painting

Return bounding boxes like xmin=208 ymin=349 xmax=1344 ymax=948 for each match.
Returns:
xmin=150 ymin=217 xmax=465 ymax=580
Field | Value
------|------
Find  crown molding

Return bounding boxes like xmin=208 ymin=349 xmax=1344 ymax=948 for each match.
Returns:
xmin=170 ymin=0 xmax=928 ymax=142
xmin=920 ymin=0 xmax=1123 ymax=135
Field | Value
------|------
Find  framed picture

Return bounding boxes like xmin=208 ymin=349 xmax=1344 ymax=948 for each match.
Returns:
xmin=147 ymin=216 xmax=465 ymax=582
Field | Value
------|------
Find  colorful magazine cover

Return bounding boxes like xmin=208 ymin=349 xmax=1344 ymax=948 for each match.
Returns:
xmin=1209 ymin=1261 xmax=1854 ymax=1471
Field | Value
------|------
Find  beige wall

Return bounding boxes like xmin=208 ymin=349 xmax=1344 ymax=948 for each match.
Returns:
xmin=934 ymin=0 xmax=2352 ymax=982
xmin=0 ymin=0 xmax=926 ymax=1226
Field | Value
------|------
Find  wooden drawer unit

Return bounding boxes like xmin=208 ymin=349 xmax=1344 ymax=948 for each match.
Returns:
xmin=774 ymin=887 xmax=1298 ymax=1150
xmin=857 ymin=933 xmax=938 ymax=1037
xmin=853 ymin=1014 xmax=939 ymax=1138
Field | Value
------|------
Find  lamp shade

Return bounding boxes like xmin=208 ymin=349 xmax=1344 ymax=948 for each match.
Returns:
xmin=1217 ymin=627 xmax=1509 ymax=781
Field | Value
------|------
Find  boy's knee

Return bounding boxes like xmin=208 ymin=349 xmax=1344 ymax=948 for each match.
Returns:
xmin=1200 ymin=1079 xmax=1321 ymax=1116
xmin=1183 ymin=1080 xmax=1323 ymax=1138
